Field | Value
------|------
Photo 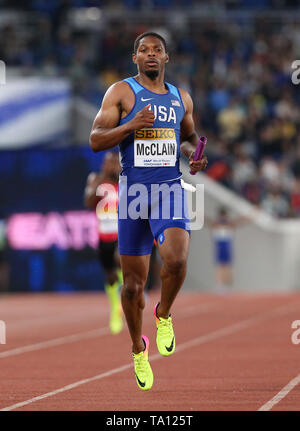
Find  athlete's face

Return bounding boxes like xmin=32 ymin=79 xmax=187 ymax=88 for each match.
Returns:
xmin=133 ymin=36 xmax=169 ymax=77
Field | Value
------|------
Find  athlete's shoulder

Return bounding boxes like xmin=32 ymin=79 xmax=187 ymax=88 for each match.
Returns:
xmin=101 ymin=80 xmax=133 ymax=108
xmin=105 ymin=80 xmax=132 ymax=97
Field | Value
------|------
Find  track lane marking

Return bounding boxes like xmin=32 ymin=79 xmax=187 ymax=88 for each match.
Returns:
xmin=0 ymin=300 xmax=220 ymax=359
xmin=258 ymin=374 xmax=300 ymax=411
xmin=0 ymin=327 xmax=110 ymax=359
xmin=2 ymin=308 xmax=109 ymax=330
xmin=1 ymin=300 xmax=298 ymax=411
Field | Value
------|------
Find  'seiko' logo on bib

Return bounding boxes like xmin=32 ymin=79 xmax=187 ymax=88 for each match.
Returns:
xmin=134 ymin=128 xmax=177 ymax=167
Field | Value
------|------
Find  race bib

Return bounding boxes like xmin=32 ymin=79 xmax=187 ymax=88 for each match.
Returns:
xmin=134 ymin=128 xmax=177 ymax=167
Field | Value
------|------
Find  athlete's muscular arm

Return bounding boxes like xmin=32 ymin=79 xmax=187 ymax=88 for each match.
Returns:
xmin=89 ymin=82 xmax=155 ymax=152
xmin=179 ymin=89 xmax=208 ymax=173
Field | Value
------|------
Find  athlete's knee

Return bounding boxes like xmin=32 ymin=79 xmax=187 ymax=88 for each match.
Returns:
xmin=122 ymin=275 xmax=145 ymax=301
xmin=162 ymin=254 xmax=187 ymax=276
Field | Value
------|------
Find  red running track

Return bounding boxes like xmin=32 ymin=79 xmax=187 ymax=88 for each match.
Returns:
xmin=0 ymin=290 xmax=299 ymax=411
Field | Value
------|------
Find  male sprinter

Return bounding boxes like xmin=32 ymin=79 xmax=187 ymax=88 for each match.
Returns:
xmin=84 ymin=151 xmax=123 ymax=334
xmin=89 ymin=32 xmax=207 ymax=390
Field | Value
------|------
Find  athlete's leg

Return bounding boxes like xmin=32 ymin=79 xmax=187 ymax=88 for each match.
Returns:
xmin=214 ymin=264 xmax=233 ymax=293
xmin=156 ymin=227 xmax=190 ymax=318
xmin=224 ymin=264 xmax=233 ymax=286
xmin=118 ymin=176 xmax=155 ymax=389
xmin=105 ymin=268 xmax=119 ymax=285
xmin=120 ymin=253 xmax=151 ymax=354
xmin=148 ymin=179 xmax=190 ymax=318
xmin=114 ymin=248 xmax=123 ymax=284
xmin=215 ymin=264 xmax=224 ymax=286
xmin=98 ymin=241 xmax=123 ymax=334
xmin=146 ymin=245 xmax=161 ymax=291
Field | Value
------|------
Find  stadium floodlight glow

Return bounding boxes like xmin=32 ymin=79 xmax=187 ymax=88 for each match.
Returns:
xmin=0 ymin=60 xmax=5 ymax=85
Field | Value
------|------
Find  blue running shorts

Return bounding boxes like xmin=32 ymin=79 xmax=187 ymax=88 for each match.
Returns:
xmin=118 ymin=176 xmax=191 ymax=255
xmin=215 ymin=240 xmax=233 ymax=264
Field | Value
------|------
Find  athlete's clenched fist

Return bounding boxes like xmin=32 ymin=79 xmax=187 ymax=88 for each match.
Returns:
xmin=129 ymin=104 xmax=155 ymax=130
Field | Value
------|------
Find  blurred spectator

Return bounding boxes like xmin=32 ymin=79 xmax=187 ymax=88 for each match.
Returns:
xmin=217 ymin=97 xmax=246 ymax=142
xmin=231 ymin=146 xmax=257 ymax=193
xmin=261 ymin=186 xmax=290 ymax=218
xmin=260 ymin=156 xmax=281 ymax=187
xmin=209 ymin=80 xmax=230 ymax=113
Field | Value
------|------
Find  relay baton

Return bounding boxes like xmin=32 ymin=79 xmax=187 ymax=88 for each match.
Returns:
xmin=189 ymin=136 xmax=207 ymax=175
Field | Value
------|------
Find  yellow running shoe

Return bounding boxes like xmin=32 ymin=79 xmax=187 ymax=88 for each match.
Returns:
xmin=153 ymin=303 xmax=175 ymax=356
xmin=105 ymin=282 xmax=123 ymax=335
xmin=132 ymin=335 xmax=154 ymax=391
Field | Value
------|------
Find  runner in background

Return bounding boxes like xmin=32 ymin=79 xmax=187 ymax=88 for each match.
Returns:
xmin=206 ymin=206 xmax=253 ymax=294
xmin=84 ymin=151 xmax=123 ymax=334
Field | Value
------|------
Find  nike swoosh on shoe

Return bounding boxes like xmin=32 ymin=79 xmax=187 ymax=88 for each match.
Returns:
xmin=135 ymin=373 xmax=146 ymax=387
xmin=165 ymin=336 xmax=175 ymax=352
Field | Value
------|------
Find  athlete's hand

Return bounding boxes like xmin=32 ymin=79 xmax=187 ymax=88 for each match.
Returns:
xmin=129 ymin=104 xmax=155 ymax=130
xmin=189 ymin=153 xmax=208 ymax=173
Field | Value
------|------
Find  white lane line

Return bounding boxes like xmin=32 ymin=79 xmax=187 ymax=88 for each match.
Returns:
xmin=1 ymin=301 xmax=297 ymax=411
xmin=4 ymin=309 xmax=109 ymax=330
xmin=176 ymin=301 xmax=297 ymax=353
xmin=0 ymin=300 xmax=109 ymax=326
xmin=258 ymin=374 xmax=300 ymax=411
xmin=0 ymin=300 xmax=221 ymax=360
xmin=0 ymin=327 xmax=110 ymax=359
xmin=0 ymin=362 xmax=135 ymax=412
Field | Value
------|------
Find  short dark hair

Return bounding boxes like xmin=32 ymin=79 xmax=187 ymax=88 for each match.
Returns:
xmin=134 ymin=32 xmax=167 ymax=54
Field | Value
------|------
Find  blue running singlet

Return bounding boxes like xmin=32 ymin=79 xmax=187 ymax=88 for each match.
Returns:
xmin=119 ymin=77 xmax=185 ymax=184
xmin=117 ymin=77 xmax=190 ymax=255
